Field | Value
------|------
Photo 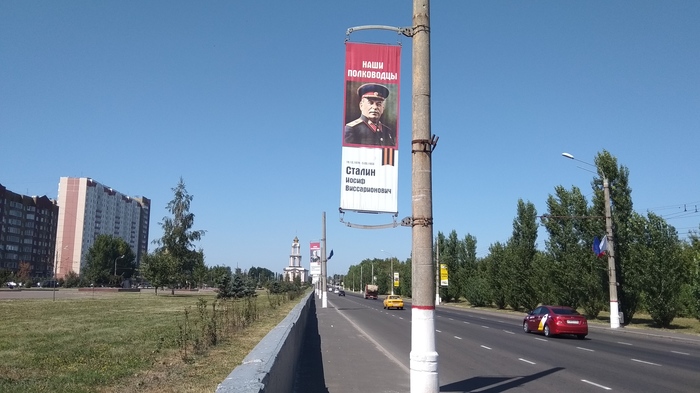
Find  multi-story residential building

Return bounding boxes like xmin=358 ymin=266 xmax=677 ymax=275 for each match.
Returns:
xmin=0 ymin=183 xmax=59 ymax=277
xmin=54 ymin=177 xmax=150 ymax=278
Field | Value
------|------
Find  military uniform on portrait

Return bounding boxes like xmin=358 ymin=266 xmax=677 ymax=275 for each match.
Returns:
xmin=344 ymin=116 xmax=395 ymax=146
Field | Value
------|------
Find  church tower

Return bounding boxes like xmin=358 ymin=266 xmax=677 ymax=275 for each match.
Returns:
xmin=283 ymin=236 xmax=308 ymax=282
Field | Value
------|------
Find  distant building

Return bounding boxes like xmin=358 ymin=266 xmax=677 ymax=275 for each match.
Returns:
xmin=0 ymin=183 xmax=59 ymax=277
xmin=54 ymin=177 xmax=150 ymax=278
xmin=283 ymin=236 xmax=308 ymax=282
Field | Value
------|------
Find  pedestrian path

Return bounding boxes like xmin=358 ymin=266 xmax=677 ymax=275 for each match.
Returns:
xmin=294 ymin=296 xmax=409 ymax=393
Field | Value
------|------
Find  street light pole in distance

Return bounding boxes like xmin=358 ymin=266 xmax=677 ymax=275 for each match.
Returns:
xmin=562 ymin=152 xmax=620 ymax=329
xmin=381 ymin=249 xmax=395 ymax=295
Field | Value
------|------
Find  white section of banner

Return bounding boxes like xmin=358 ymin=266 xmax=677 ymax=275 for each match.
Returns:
xmin=310 ymin=262 xmax=321 ymax=276
xmin=339 ymin=146 xmax=399 ymax=213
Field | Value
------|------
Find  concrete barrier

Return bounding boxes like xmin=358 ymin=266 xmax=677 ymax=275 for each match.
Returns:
xmin=216 ymin=291 xmax=313 ymax=393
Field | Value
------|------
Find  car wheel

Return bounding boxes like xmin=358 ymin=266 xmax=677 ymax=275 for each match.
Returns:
xmin=577 ymin=334 xmax=586 ymax=340
xmin=523 ymin=321 xmax=530 ymax=333
xmin=543 ymin=325 xmax=551 ymax=337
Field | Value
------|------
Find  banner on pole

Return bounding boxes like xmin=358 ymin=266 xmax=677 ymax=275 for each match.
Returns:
xmin=340 ymin=42 xmax=401 ymax=214
xmin=393 ymin=272 xmax=399 ymax=287
xmin=310 ymin=242 xmax=321 ymax=276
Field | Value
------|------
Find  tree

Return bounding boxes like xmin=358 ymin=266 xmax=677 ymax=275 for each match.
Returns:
xmin=152 ymin=178 xmax=206 ymax=295
xmin=503 ymin=200 xmax=539 ymax=311
xmin=543 ymin=185 xmax=606 ymax=316
xmin=591 ymin=151 xmax=639 ymax=324
xmin=82 ymin=235 xmax=135 ymax=286
xmin=629 ymin=212 xmax=685 ymax=327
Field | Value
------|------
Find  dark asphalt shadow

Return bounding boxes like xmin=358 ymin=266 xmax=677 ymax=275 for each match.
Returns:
xmin=440 ymin=367 xmax=564 ymax=392
xmin=293 ymin=298 xmax=329 ymax=393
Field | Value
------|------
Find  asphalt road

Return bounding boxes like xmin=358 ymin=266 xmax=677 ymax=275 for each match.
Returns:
xmin=327 ymin=291 xmax=700 ymax=393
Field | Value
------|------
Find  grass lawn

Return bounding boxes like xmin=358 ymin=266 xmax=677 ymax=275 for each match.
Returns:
xmin=0 ymin=289 xmax=305 ymax=393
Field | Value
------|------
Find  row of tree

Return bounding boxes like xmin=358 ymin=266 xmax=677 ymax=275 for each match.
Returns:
xmin=344 ymin=151 xmax=700 ymax=328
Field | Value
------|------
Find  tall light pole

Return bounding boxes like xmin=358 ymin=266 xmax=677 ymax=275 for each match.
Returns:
xmin=411 ymin=0 xmax=438 ymax=391
xmin=114 ymin=254 xmax=125 ymax=277
xmin=381 ymin=250 xmax=395 ymax=295
xmin=562 ymin=152 xmax=620 ymax=329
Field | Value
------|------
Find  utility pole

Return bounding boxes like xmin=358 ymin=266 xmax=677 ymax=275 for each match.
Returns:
xmin=435 ymin=238 xmax=440 ymax=305
xmin=411 ymin=1 xmax=438 ymax=392
xmin=321 ymin=211 xmax=327 ymax=308
xmin=603 ymin=177 xmax=620 ymax=328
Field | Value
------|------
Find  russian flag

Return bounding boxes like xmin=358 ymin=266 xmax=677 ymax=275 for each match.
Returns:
xmin=593 ymin=236 xmax=607 ymax=258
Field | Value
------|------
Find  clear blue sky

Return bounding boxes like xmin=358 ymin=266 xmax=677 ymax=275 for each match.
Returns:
xmin=2 ymin=1 xmax=699 ymax=277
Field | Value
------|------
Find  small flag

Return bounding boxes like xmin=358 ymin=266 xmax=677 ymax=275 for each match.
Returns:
xmin=598 ymin=236 xmax=608 ymax=258
xmin=328 ymin=249 xmax=334 ymax=260
xmin=593 ymin=236 xmax=601 ymax=255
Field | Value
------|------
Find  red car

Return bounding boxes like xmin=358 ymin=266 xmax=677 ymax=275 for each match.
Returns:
xmin=523 ymin=305 xmax=588 ymax=339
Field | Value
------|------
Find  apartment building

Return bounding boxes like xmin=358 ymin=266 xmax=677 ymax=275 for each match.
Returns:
xmin=54 ymin=177 xmax=150 ymax=278
xmin=0 ymin=183 xmax=59 ymax=277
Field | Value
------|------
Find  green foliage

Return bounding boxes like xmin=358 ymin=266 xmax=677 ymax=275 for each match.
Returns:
xmin=63 ymin=271 xmax=81 ymax=288
xmin=82 ymin=235 xmax=135 ymax=286
xmin=151 ymin=178 xmax=206 ymax=294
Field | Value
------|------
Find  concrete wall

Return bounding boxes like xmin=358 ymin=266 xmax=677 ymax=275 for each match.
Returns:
xmin=216 ymin=291 xmax=313 ymax=393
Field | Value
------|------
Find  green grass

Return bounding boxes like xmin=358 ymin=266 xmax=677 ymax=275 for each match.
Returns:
xmin=0 ymin=289 xmax=305 ymax=393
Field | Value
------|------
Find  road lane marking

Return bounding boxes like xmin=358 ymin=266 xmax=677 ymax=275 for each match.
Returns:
xmin=436 ymin=329 xmax=442 ymax=333
xmin=463 ymin=321 xmax=470 ymax=324
xmin=631 ymin=359 xmax=661 ymax=366
xmin=617 ymin=341 xmax=632 ymax=345
xmin=581 ymin=380 xmax=612 ymax=390
xmin=449 ymin=318 xmax=454 ymax=320
xmin=519 ymin=358 xmax=536 ymax=365
xmin=454 ymin=336 xmax=462 ymax=340
xmin=576 ymin=347 xmax=594 ymax=352
xmin=671 ymin=351 xmax=689 ymax=355
xmin=535 ymin=338 xmax=547 ymax=342
xmin=481 ymin=345 xmax=492 ymax=350
xmin=503 ymin=330 xmax=514 ymax=334
xmin=481 ymin=326 xmax=490 ymax=329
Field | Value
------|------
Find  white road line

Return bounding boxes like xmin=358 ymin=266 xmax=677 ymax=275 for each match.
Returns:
xmin=481 ymin=325 xmax=490 ymax=329
xmin=463 ymin=321 xmax=470 ymax=324
xmin=519 ymin=358 xmax=536 ymax=365
xmin=581 ymin=379 xmax=612 ymax=390
xmin=398 ymin=317 xmax=404 ymax=320
xmin=631 ymin=358 xmax=661 ymax=366
xmin=449 ymin=318 xmax=454 ymax=320
xmin=617 ymin=341 xmax=633 ymax=345
xmin=503 ymin=330 xmax=514 ymax=334
xmin=671 ymin=351 xmax=690 ymax=355
xmin=480 ymin=345 xmax=492 ymax=350
xmin=535 ymin=338 xmax=547 ymax=342
xmin=454 ymin=336 xmax=462 ymax=340
xmin=436 ymin=329 xmax=442 ymax=333
xmin=576 ymin=347 xmax=594 ymax=352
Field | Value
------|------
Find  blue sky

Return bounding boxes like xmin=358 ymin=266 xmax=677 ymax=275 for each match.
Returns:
xmin=2 ymin=1 xmax=699 ymax=277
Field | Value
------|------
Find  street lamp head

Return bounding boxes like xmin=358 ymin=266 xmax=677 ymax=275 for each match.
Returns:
xmin=562 ymin=152 xmax=574 ymax=160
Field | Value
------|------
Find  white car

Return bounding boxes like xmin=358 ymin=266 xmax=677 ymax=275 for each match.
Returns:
xmin=334 ymin=288 xmax=339 ymax=293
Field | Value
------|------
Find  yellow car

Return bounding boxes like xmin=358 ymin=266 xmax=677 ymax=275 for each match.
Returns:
xmin=383 ymin=295 xmax=404 ymax=310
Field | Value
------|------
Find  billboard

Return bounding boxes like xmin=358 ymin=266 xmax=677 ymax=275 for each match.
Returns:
xmin=340 ymin=42 xmax=401 ymax=214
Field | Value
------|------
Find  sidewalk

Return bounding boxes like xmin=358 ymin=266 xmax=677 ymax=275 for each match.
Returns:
xmin=294 ymin=296 xmax=409 ymax=393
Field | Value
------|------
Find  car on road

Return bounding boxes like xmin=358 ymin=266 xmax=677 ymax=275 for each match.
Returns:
xmin=333 ymin=288 xmax=339 ymax=293
xmin=523 ymin=305 xmax=588 ymax=339
xmin=338 ymin=289 xmax=345 ymax=296
xmin=383 ymin=295 xmax=404 ymax=310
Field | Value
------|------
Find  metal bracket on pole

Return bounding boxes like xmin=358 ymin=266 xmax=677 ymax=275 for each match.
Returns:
xmin=412 ymin=135 xmax=439 ymax=155
xmin=346 ymin=25 xmax=414 ymax=42
xmin=338 ymin=208 xmax=411 ymax=229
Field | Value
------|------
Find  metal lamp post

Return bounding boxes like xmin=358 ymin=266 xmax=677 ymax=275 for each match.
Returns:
xmin=562 ymin=152 xmax=620 ymax=329
xmin=114 ymin=254 xmax=125 ymax=277
xmin=381 ymin=249 xmax=395 ymax=295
